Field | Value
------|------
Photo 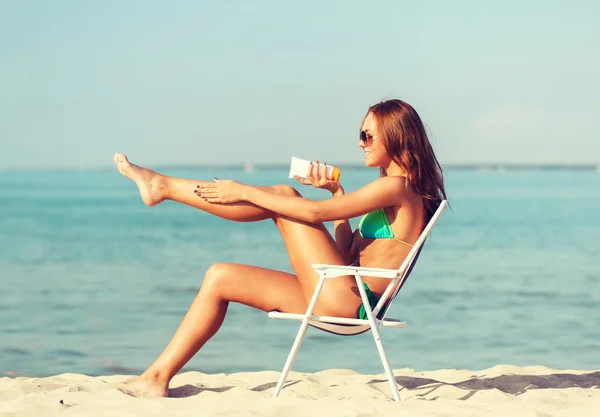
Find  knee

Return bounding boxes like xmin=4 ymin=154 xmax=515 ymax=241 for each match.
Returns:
xmin=273 ymin=184 xmax=301 ymax=197
xmin=201 ymin=263 xmax=231 ymax=294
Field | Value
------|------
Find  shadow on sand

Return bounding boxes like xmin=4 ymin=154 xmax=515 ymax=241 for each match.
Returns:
xmin=168 ymin=380 xmax=302 ymax=398
xmin=367 ymin=371 xmax=600 ymax=400
xmin=122 ymin=372 xmax=600 ymax=399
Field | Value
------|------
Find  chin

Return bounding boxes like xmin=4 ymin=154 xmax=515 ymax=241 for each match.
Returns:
xmin=364 ymin=156 xmax=379 ymax=168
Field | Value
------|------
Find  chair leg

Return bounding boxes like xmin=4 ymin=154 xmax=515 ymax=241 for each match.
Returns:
xmin=355 ymin=276 xmax=401 ymax=402
xmin=369 ymin=322 xmax=401 ymax=402
xmin=272 ymin=275 xmax=327 ymax=398
xmin=272 ymin=316 xmax=311 ymax=398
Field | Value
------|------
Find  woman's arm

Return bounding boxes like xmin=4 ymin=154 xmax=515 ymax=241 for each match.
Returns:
xmin=241 ymin=176 xmax=407 ymax=223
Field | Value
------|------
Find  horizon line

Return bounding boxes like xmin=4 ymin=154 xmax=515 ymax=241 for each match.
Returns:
xmin=1 ymin=162 xmax=600 ymax=173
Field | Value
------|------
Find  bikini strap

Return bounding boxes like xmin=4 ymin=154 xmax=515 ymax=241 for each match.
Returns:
xmin=393 ymin=237 xmax=414 ymax=247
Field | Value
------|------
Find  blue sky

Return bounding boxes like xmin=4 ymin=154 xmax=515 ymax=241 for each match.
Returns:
xmin=1 ymin=0 xmax=598 ymax=170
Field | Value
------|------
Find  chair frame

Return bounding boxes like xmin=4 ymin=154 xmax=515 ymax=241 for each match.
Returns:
xmin=268 ymin=200 xmax=448 ymax=402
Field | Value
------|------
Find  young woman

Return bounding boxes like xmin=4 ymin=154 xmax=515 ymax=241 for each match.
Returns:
xmin=114 ymin=99 xmax=446 ymax=397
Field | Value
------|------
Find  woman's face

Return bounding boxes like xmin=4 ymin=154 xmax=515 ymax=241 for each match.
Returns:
xmin=359 ymin=112 xmax=391 ymax=168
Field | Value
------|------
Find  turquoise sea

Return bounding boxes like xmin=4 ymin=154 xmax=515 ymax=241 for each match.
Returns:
xmin=1 ymin=167 xmax=599 ymax=377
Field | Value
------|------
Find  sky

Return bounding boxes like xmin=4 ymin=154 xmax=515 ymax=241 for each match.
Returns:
xmin=1 ymin=0 xmax=599 ymax=170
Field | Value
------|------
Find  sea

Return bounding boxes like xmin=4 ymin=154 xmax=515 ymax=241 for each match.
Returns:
xmin=1 ymin=167 xmax=599 ymax=378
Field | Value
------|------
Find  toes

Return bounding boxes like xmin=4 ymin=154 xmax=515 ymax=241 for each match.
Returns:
xmin=113 ymin=153 xmax=129 ymax=165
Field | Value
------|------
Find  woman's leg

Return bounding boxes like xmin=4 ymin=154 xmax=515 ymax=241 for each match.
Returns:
xmin=113 ymin=153 xmax=362 ymax=316
xmin=115 ymin=154 xmax=364 ymax=397
xmin=247 ymin=185 xmax=361 ymax=317
xmin=120 ymin=263 xmax=308 ymax=397
xmin=114 ymin=153 xmax=278 ymax=222
xmin=119 ymin=211 xmax=362 ymax=397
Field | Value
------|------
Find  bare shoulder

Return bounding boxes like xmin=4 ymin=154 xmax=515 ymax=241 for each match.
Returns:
xmin=367 ymin=175 xmax=408 ymax=188
xmin=367 ymin=176 xmax=410 ymax=201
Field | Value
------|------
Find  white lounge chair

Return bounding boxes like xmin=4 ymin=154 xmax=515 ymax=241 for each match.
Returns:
xmin=268 ymin=200 xmax=448 ymax=402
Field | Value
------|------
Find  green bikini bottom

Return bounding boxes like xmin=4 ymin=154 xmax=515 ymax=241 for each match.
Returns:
xmin=358 ymin=282 xmax=381 ymax=320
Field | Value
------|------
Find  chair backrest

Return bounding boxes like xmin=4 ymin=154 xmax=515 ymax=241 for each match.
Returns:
xmin=375 ymin=199 xmax=448 ymax=319
xmin=308 ymin=200 xmax=447 ymax=336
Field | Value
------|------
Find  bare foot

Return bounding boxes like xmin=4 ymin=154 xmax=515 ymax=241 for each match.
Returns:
xmin=118 ymin=374 xmax=169 ymax=398
xmin=113 ymin=153 xmax=165 ymax=206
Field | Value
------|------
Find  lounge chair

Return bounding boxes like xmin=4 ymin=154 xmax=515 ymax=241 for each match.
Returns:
xmin=268 ymin=200 xmax=448 ymax=401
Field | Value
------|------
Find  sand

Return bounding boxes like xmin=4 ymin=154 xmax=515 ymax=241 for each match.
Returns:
xmin=1 ymin=365 xmax=599 ymax=417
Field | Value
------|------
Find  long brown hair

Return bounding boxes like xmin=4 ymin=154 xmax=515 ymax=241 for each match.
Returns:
xmin=366 ymin=99 xmax=447 ymax=217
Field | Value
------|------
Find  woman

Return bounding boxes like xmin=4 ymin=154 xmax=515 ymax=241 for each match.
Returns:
xmin=115 ymin=99 xmax=446 ymax=397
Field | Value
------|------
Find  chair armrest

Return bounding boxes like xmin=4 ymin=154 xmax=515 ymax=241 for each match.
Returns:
xmin=311 ymin=264 xmax=399 ymax=279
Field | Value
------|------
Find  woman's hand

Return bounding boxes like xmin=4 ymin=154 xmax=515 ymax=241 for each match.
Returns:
xmin=294 ymin=161 xmax=342 ymax=195
xmin=195 ymin=178 xmax=247 ymax=204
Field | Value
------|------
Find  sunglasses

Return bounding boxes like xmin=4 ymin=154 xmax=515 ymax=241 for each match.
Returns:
xmin=360 ymin=131 xmax=375 ymax=146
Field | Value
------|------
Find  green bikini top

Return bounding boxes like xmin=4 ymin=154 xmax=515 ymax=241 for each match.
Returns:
xmin=357 ymin=208 xmax=414 ymax=247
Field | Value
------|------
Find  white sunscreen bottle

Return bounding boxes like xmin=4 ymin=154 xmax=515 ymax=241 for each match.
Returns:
xmin=288 ymin=156 xmax=341 ymax=181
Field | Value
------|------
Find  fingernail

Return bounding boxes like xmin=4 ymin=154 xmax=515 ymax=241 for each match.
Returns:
xmin=194 ymin=190 xmax=197 ymax=193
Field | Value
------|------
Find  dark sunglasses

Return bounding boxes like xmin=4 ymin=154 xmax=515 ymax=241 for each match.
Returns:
xmin=360 ymin=131 xmax=374 ymax=145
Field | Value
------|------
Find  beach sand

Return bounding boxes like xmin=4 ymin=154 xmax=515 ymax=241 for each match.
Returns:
xmin=1 ymin=365 xmax=599 ymax=417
